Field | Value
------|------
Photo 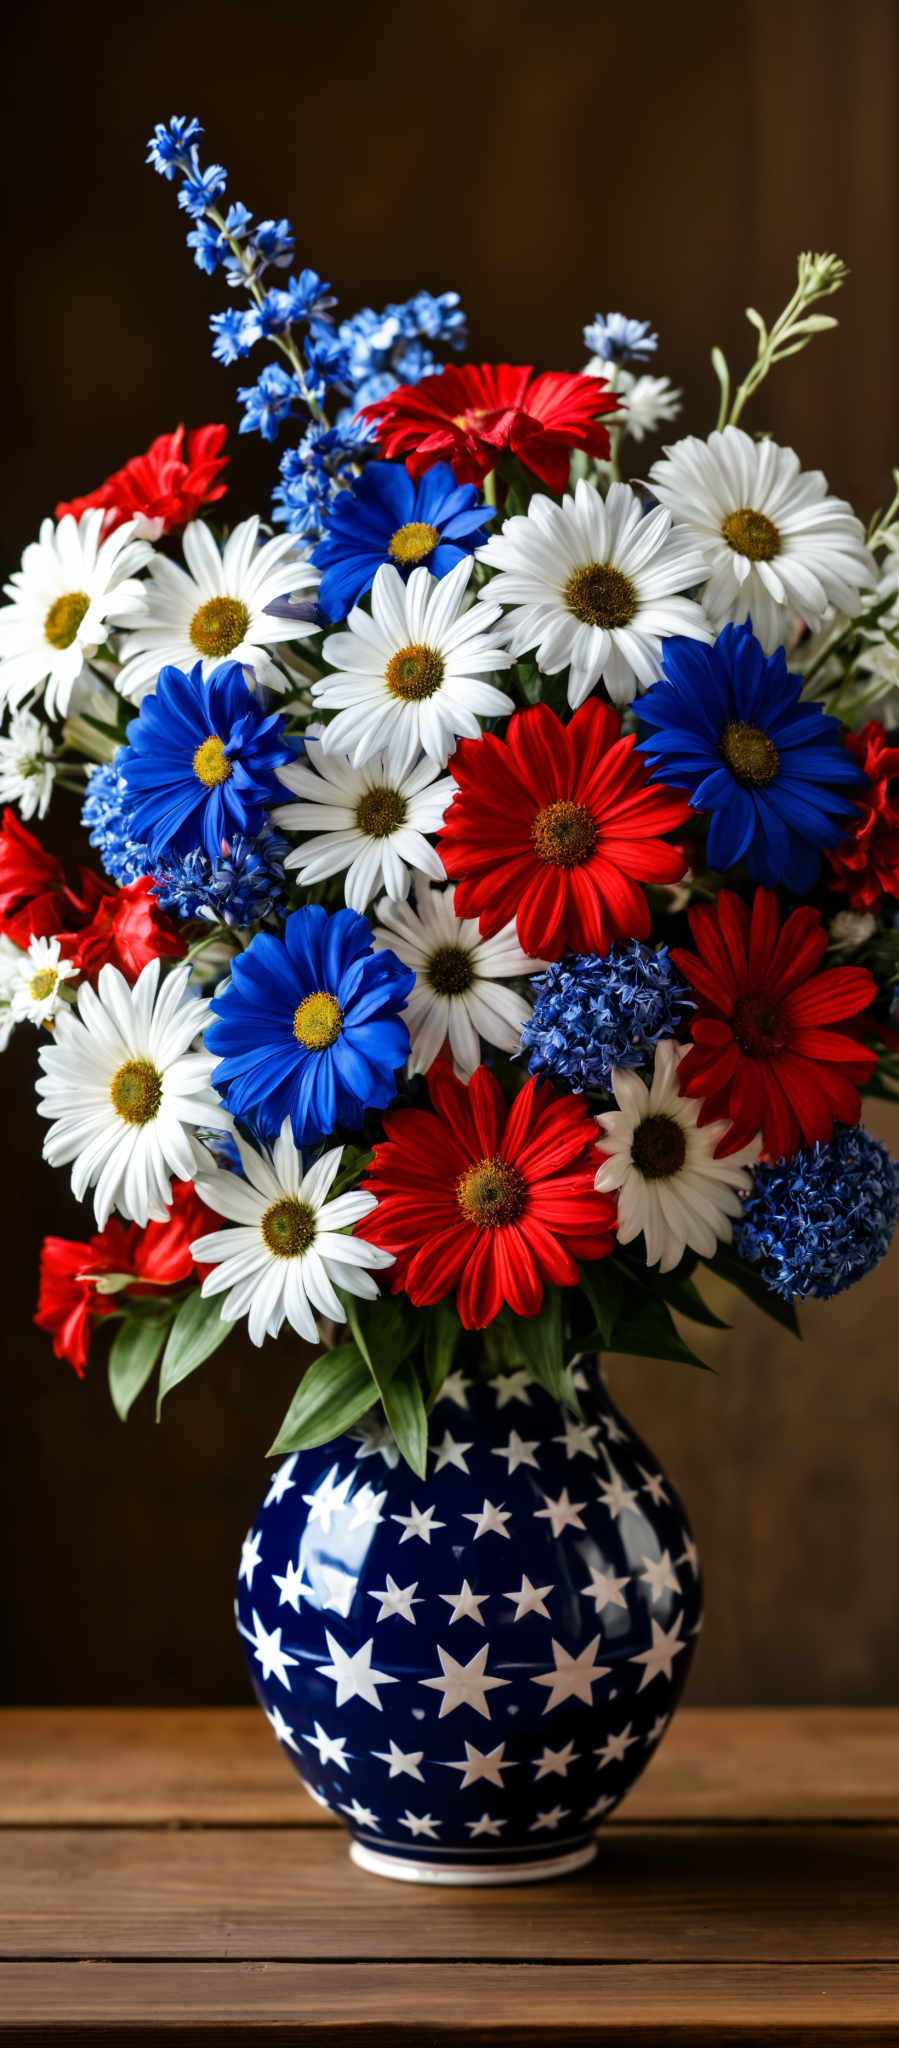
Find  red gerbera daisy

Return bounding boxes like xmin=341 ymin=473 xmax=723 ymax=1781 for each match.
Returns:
xmin=360 ymin=1063 xmax=616 ymax=1330
xmin=56 ymin=423 xmax=229 ymax=540
xmin=827 ymin=720 xmax=899 ymax=911
xmin=671 ymin=887 xmax=878 ymax=1161
xmin=437 ymin=699 xmax=690 ymax=961
xmin=361 ymin=363 xmax=617 ymax=492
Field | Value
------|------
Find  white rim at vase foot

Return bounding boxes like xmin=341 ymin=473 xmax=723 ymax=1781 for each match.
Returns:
xmin=349 ymin=1838 xmax=598 ymax=1886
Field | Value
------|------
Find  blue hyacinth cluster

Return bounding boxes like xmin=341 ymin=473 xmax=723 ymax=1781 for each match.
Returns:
xmin=583 ymin=312 xmax=658 ymax=364
xmin=520 ymin=942 xmax=694 ymax=1093
xmin=147 ymin=117 xmax=466 ymax=539
xmin=82 ymin=761 xmax=289 ymax=927
xmin=735 ymin=1125 xmax=899 ymax=1302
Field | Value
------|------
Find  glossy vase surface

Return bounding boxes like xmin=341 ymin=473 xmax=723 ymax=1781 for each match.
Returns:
xmin=236 ymin=1366 xmax=702 ymax=1883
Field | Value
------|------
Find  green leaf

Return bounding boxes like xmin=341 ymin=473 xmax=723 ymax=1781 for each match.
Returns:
xmin=579 ymin=1259 xmax=712 ymax=1369
xmin=379 ymin=1356 xmax=428 ymax=1479
xmin=577 ymin=1260 xmax=633 ymax=1348
xmin=503 ymin=1289 xmax=581 ymax=1413
xmin=107 ymin=1317 xmax=169 ymax=1421
xmin=423 ymin=1298 xmax=462 ymax=1409
xmin=602 ymin=1292 xmax=711 ymax=1370
xmin=156 ymin=1290 xmax=234 ymax=1416
xmin=702 ymin=1242 xmax=801 ymax=1336
xmin=650 ymin=1270 xmax=730 ymax=1331
xmin=268 ymin=1343 xmax=375 ymax=1454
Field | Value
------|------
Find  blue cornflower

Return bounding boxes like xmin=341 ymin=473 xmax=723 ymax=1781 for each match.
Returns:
xmin=146 ymin=116 xmax=203 ymax=178
xmin=117 ymin=662 xmax=297 ymax=863
xmin=636 ymin=623 xmax=867 ymax=893
xmin=237 ymin=364 xmax=306 ymax=440
xmin=280 ymin=269 xmax=336 ymax=322
xmin=177 ymin=162 xmax=227 ymax=218
xmin=272 ymin=421 xmax=373 ymax=543
xmin=82 ymin=763 xmax=153 ymax=886
xmin=734 ymin=1124 xmax=899 ymax=1301
xmin=311 ymin=460 xmax=492 ymax=622
xmin=520 ymin=942 xmax=693 ymax=1094
xmin=206 ymin=904 xmax=414 ymax=1144
xmin=153 ymin=829 xmax=290 ymax=926
xmin=253 ymin=218 xmax=295 ymax=268
xmin=210 ymin=307 xmax=254 ymax=363
xmin=583 ymin=312 xmax=658 ymax=364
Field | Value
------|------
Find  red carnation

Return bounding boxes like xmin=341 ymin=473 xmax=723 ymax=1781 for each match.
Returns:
xmin=671 ymin=887 xmax=878 ymax=1161
xmin=61 ymin=877 xmax=185 ymax=982
xmin=35 ymin=1182 xmax=219 ymax=1376
xmin=438 ymin=699 xmax=690 ymax=961
xmin=0 ymin=809 xmax=69 ymax=946
xmin=827 ymin=720 xmax=899 ymax=911
xmin=361 ymin=363 xmax=617 ymax=492
xmin=56 ymin=423 xmax=229 ymax=540
xmin=360 ymin=1064 xmax=615 ymax=1330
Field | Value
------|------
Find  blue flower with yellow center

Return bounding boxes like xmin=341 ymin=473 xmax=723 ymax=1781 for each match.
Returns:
xmin=206 ymin=903 xmax=414 ymax=1144
xmin=311 ymin=460 xmax=492 ymax=622
xmin=636 ymin=622 xmax=867 ymax=893
xmin=117 ymin=661 xmax=297 ymax=863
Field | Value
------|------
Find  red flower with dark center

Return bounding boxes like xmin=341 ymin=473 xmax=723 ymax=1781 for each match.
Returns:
xmin=437 ymin=699 xmax=690 ymax=960
xmin=61 ymin=877 xmax=185 ymax=982
xmin=35 ymin=1182 xmax=220 ymax=1376
xmin=361 ymin=363 xmax=617 ymax=492
xmin=56 ymin=424 xmax=229 ymax=539
xmin=360 ymin=1063 xmax=616 ymax=1329
xmin=671 ymin=887 xmax=878 ymax=1161
xmin=827 ymin=720 xmax=899 ymax=911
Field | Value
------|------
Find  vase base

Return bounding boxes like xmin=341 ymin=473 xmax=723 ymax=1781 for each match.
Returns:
xmin=349 ymin=1836 xmax=598 ymax=1886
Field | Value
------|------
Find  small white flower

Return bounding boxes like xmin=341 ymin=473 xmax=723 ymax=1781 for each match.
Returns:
xmin=0 ymin=510 xmax=152 ymax=720
xmin=272 ymin=732 xmax=454 ymax=912
xmin=649 ymin=425 xmax=874 ymax=654
xmin=372 ymin=881 xmax=542 ymax=1080
xmin=477 ymin=478 xmax=711 ymax=709
xmin=598 ymin=366 xmax=683 ymax=444
xmin=192 ymin=1120 xmax=393 ymax=1348
xmin=10 ymin=936 xmax=78 ymax=1028
xmin=594 ymin=1039 xmax=761 ymax=1273
xmin=312 ymin=557 xmax=512 ymax=769
xmin=112 ymin=515 xmax=319 ymax=702
xmin=0 ymin=935 xmax=23 ymax=1052
xmin=35 ymin=957 xmax=229 ymax=1227
xmin=0 ymin=708 xmax=56 ymax=819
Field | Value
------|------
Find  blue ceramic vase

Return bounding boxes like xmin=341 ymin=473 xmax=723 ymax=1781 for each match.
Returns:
xmin=236 ymin=1364 xmax=701 ymax=1884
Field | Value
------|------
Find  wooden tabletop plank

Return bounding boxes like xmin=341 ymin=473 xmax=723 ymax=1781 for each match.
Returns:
xmin=4 ymin=1706 xmax=899 ymax=1827
xmin=1 ymin=1962 xmax=898 ymax=2043
xmin=3 ymin=1823 xmax=897 ymax=1964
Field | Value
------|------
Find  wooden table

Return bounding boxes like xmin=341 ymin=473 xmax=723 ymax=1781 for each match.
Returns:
xmin=2 ymin=1707 xmax=899 ymax=2042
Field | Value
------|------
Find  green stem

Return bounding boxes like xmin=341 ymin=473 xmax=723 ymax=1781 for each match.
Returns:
xmin=207 ymin=206 xmax=328 ymax=428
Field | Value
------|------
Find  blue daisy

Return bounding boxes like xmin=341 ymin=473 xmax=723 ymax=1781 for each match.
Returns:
xmin=205 ymin=903 xmax=414 ymax=1144
xmin=311 ymin=460 xmax=492 ymax=622
xmin=117 ymin=661 xmax=298 ymax=863
xmin=636 ymin=622 xmax=867 ymax=893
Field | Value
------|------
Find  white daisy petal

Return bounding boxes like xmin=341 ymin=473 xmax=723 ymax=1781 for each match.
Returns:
xmin=372 ymin=880 xmax=544 ymax=1081
xmin=0 ymin=513 xmax=153 ymax=720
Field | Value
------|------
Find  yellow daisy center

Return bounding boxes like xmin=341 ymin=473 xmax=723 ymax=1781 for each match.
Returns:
xmin=110 ymin=1058 xmax=163 ymax=1126
xmin=427 ymin=944 xmax=475 ymax=996
xmin=193 ymin=735 xmax=232 ymax=787
xmin=261 ymin=1197 xmax=316 ymax=1258
xmin=44 ymin=591 xmax=90 ymax=650
xmin=720 ymin=719 xmax=780 ymax=787
xmin=388 ymin=521 xmax=440 ymax=566
xmin=456 ymin=1154 xmax=527 ymax=1227
xmin=721 ymin=507 xmax=781 ymax=561
xmin=29 ymin=968 xmax=58 ymax=1002
xmin=355 ymin=786 xmax=407 ymax=838
xmin=293 ymin=991 xmax=343 ymax=1049
xmin=631 ymin=1113 xmax=687 ymax=1181
xmin=385 ymin=643 xmax=445 ymax=701
xmin=531 ymin=798 xmax=598 ymax=868
xmin=189 ymin=595 xmax=251 ymax=658
xmin=565 ymin=562 xmax=637 ymax=629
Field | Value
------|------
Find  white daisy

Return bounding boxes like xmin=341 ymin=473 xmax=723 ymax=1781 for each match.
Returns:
xmin=272 ymin=731 xmax=453 ymax=912
xmin=0 ymin=935 xmax=22 ymax=1052
xmin=10 ymin=936 xmax=78 ymax=1028
xmin=476 ymin=478 xmax=712 ymax=708
xmin=112 ymin=515 xmax=319 ymax=703
xmin=0 ymin=708 xmax=56 ymax=820
xmin=0 ymin=510 xmax=152 ymax=720
xmin=594 ymin=1039 xmax=761 ymax=1274
xmin=35 ymin=957 xmax=229 ymax=1228
xmin=372 ymin=881 xmax=542 ymax=1080
xmin=649 ymin=425 xmax=874 ymax=654
xmin=311 ymin=557 xmax=512 ymax=768
xmin=598 ymin=367 xmax=683 ymax=444
xmin=191 ymin=1119 xmax=393 ymax=1348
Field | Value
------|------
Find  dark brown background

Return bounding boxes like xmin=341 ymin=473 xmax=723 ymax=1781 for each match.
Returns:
xmin=2 ymin=0 xmax=898 ymax=1707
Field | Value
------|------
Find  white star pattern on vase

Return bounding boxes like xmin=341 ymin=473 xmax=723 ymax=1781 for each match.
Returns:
xmin=391 ymin=1502 xmax=446 ymax=1546
xmin=553 ymin=1416 xmax=599 ymax=1461
xmin=264 ymin=1457 xmax=298 ymax=1509
xmin=534 ymin=1488 xmax=587 ymax=1539
xmin=530 ymin=1805 xmax=569 ymax=1832
xmin=302 ymin=1467 xmax=353 ymax=1534
xmin=595 ymin=1724 xmax=638 ymax=1768
xmin=581 ymin=1566 xmax=631 ymax=1615
xmin=639 ymin=1551 xmax=681 ymax=1605
xmin=240 ymin=1610 xmax=298 ymax=1691
xmin=265 ymin=1703 xmax=299 ymax=1753
xmin=439 ymin=1580 xmax=490 ymax=1626
xmin=238 ymin=1530 xmax=263 ymax=1589
xmin=340 ymin=1798 xmax=380 ymax=1831
xmin=638 ymin=1465 xmax=669 ymax=1506
xmin=372 ymin=1741 xmax=425 ymax=1782
xmin=533 ymin=1636 xmax=610 ymax=1713
xmin=272 ymin=1556 xmax=313 ymax=1613
xmin=420 ymin=1643 xmax=511 ymax=1719
xmin=304 ymin=1722 xmax=352 ymax=1773
xmin=443 ymin=1740 xmax=514 ymax=1789
xmin=533 ymin=1739 xmax=579 ymax=1780
xmin=462 ymin=1498 xmax=512 ymax=1540
xmin=399 ymin=1809 xmax=441 ymax=1839
xmin=492 ymin=1430 xmax=540 ymax=1474
xmin=467 ymin=1810 xmax=506 ymax=1838
xmin=432 ymin=1430 xmax=474 ymax=1474
xmin=316 ymin=1632 xmax=398 ymax=1711
xmin=491 ymin=1370 xmax=533 ymax=1408
xmin=504 ymin=1575 xmax=554 ymax=1622
xmin=629 ymin=1614 xmax=688 ymax=1691
xmin=368 ymin=1575 xmax=422 ymax=1624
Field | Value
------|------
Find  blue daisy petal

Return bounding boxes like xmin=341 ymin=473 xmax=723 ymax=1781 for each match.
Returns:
xmin=118 ymin=661 xmax=298 ymax=864
xmin=311 ymin=459 xmax=492 ymax=622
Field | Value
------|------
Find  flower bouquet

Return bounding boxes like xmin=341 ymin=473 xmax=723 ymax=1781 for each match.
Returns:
xmin=6 ymin=115 xmax=899 ymax=1881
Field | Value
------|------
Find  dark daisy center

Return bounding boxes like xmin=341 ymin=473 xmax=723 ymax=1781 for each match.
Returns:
xmin=720 ymin=719 xmax=780 ymax=787
xmin=565 ymin=561 xmax=637 ymax=629
xmin=721 ymin=507 xmax=781 ymax=561
xmin=732 ymin=993 xmax=787 ymax=1056
xmin=388 ymin=521 xmax=440 ymax=566
xmin=110 ymin=1058 xmax=163 ymax=1126
xmin=427 ymin=944 xmax=475 ymax=996
xmin=385 ymin=642 xmax=445 ymax=701
xmin=261 ymin=1196 xmax=316 ymax=1257
xmin=29 ymin=968 xmax=58 ymax=1002
xmin=456 ymin=1154 xmax=528 ymax=1227
xmin=44 ymin=591 xmax=90 ymax=650
xmin=355 ymin=785 xmax=407 ymax=838
xmin=189 ymin=595 xmax=251 ymax=658
xmin=193 ymin=734 xmax=232 ymax=787
xmin=631 ymin=1113 xmax=687 ymax=1181
xmin=532 ymin=798 xmax=598 ymax=868
xmin=293 ymin=990 xmax=343 ymax=1049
